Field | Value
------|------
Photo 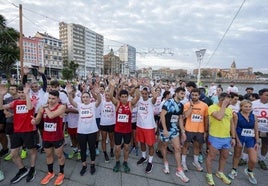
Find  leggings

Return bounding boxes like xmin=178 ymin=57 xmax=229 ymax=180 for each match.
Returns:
xmin=77 ymin=132 xmax=97 ymax=162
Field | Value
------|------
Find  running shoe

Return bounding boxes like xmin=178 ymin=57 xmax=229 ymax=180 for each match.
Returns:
xmin=95 ymin=148 xmax=100 ymax=156
xmin=228 ymin=169 xmax=238 ymax=180
xmin=4 ymin=153 xmax=12 ymax=161
xmin=216 ymin=171 xmax=231 ymax=185
xmin=113 ymin=161 xmax=121 ymax=172
xmin=244 ymin=168 xmax=257 ymax=185
xmin=10 ymin=168 xmax=29 ymax=184
xmin=156 ymin=150 xmax=163 ymax=159
xmin=137 ymin=157 xmax=148 ymax=165
xmin=0 ymin=170 xmax=4 ymax=182
xmin=104 ymin=152 xmax=110 ymax=163
xmin=206 ymin=173 xmax=215 ymax=186
xmin=26 ymin=168 xmax=36 ymax=182
xmin=80 ymin=166 xmax=87 ymax=176
xmin=175 ymin=169 xmax=189 ymax=183
xmin=90 ymin=164 xmax=96 ymax=175
xmin=41 ymin=172 xmax=55 ymax=185
xmin=54 ymin=173 xmax=64 ymax=185
xmin=77 ymin=152 xmax=81 ymax=161
xmin=181 ymin=163 xmax=189 ymax=172
xmin=238 ymin=158 xmax=247 ymax=166
xmin=192 ymin=161 xmax=203 ymax=172
xmin=145 ymin=162 xmax=153 ymax=173
xmin=20 ymin=149 xmax=27 ymax=159
xmin=162 ymin=164 xmax=170 ymax=174
xmin=258 ymin=160 xmax=268 ymax=170
xmin=123 ymin=161 xmax=130 ymax=173
xmin=198 ymin=153 xmax=203 ymax=164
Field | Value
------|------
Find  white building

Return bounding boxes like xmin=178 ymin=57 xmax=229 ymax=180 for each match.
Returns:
xmin=119 ymin=44 xmax=136 ymax=75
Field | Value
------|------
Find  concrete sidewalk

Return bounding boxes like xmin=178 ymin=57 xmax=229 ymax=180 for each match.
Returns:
xmin=1 ymin=139 xmax=268 ymax=186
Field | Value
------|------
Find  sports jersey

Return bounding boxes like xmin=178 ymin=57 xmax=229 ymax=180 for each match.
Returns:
xmin=128 ymin=96 xmax=137 ymax=123
xmin=30 ymin=89 xmax=45 ymax=113
xmin=10 ymin=100 xmax=36 ymax=132
xmin=184 ymin=101 xmax=208 ymax=133
xmin=100 ymin=99 xmax=116 ymax=126
xmin=77 ymin=102 xmax=99 ymax=134
xmin=137 ymin=98 xmax=155 ymax=129
xmin=208 ymin=104 xmax=233 ymax=138
xmin=236 ymin=111 xmax=255 ymax=137
xmin=160 ymin=98 xmax=184 ymax=131
xmin=42 ymin=104 xmax=63 ymax=141
xmin=66 ymin=96 xmax=80 ymax=128
xmin=252 ymin=99 xmax=268 ymax=132
xmin=115 ymin=102 xmax=132 ymax=133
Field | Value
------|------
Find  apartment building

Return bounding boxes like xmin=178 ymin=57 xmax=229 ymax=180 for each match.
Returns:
xmin=119 ymin=44 xmax=136 ymax=74
xmin=34 ymin=32 xmax=63 ymax=78
xmin=59 ymin=22 xmax=104 ymax=78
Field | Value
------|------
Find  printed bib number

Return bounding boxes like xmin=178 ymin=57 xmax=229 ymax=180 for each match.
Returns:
xmin=44 ymin=122 xmax=57 ymax=132
xmin=191 ymin=114 xmax=202 ymax=122
xmin=118 ymin=114 xmax=129 ymax=123
xmin=170 ymin=115 xmax=178 ymax=123
xmin=16 ymin=105 xmax=28 ymax=114
xmin=81 ymin=109 xmax=93 ymax=118
xmin=241 ymin=128 xmax=255 ymax=137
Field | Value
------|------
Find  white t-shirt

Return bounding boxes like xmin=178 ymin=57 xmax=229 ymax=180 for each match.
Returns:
xmin=30 ymin=89 xmax=46 ymax=113
xmin=252 ymin=99 xmax=268 ymax=132
xmin=227 ymin=86 xmax=239 ymax=94
xmin=66 ymin=96 xmax=80 ymax=128
xmin=100 ymin=99 xmax=116 ymax=126
xmin=153 ymin=96 xmax=162 ymax=116
xmin=137 ymin=97 xmax=155 ymax=129
xmin=77 ymin=102 xmax=99 ymax=134
xmin=128 ymin=96 xmax=137 ymax=123
xmin=228 ymin=102 xmax=240 ymax=113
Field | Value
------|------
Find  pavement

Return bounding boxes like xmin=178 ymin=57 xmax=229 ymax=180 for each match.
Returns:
xmin=1 ymin=136 xmax=268 ymax=186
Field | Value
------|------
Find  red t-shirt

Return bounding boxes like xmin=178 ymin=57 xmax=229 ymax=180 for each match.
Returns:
xmin=115 ymin=102 xmax=132 ymax=133
xmin=42 ymin=104 xmax=64 ymax=141
xmin=10 ymin=100 xmax=36 ymax=132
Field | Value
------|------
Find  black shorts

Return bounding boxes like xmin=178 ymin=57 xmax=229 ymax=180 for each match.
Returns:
xmin=95 ymin=118 xmax=100 ymax=129
xmin=11 ymin=131 xmax=37 ymax=149
xmin=185 ymin=131 xmax=205 ymax=144
xmin=114 ymin=132 xmax=131 ymax=146
xmin=132 ymin=122 xmax=137 ymax=130
xmin=0 ymin=123 xmax=5 ymax=134
xmin=100 ymin=124 xmax=115 ymax=133
xmin=43 ymin=139 xmax=65 ymax=149
xmin=5 ymin=122 xmax=14 ymax=135
xmin=0 ymin=110 xmax=6 ymax=125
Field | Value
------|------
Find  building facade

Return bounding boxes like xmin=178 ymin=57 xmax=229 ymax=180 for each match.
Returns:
xmin=103 ymin=49 xmax=123 ymax=75
xmin=119 ymin=44 xmax=136 ymax=75
xmin=59 ymin=22 xmax=104 ymax=78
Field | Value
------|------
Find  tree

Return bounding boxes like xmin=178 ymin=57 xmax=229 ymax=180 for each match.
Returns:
xmin=0 ymin=15 xmax=20 ymax=79
xmin=61 ymin=60 xmax=79 ymax=80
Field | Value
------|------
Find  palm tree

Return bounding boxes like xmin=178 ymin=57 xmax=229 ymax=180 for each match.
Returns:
xmin=0 ymin=15 xmax=20 ymax=80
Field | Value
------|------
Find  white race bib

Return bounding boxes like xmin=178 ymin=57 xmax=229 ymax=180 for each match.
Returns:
xmin=241 ymin=128 xmax=255 ymax=137
xmin=81 ymin=109 xmax=93 ymax=118
xmin=16 ymin=105 xmax=28 ymax=114
xmin=170 ymin=115 xmax=178 ymax=123
xmin=118 ymin=114 xmax=129 ymax=123
xmin=44 ymin=122 xmax=57 ymax=132
xmin=191 ymin=114 xmax=202 ymax=122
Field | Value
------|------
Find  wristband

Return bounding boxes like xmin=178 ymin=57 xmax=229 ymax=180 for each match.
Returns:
xmin=232 ymin=137 xmax=236 ymax=139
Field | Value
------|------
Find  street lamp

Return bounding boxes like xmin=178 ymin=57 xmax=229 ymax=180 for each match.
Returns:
xmin=195 ymin=49 xmax=206 ymax=87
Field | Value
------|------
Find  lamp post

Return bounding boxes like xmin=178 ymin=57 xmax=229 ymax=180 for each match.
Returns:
xmin=195 ymin=49 xmax=206 ymax=86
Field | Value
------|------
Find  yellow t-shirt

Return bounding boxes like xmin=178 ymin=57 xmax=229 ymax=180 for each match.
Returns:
xmin=208 ymin=104 xmax=233 ymax=138
xmin=184 ymin=101 xmax=208 ymax=133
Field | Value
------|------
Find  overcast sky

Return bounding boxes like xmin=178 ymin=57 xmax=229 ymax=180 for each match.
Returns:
xmin=1 ymin=0 xmax=268 ymax=73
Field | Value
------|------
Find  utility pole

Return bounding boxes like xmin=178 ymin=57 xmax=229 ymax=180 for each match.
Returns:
xmin=19 ymin=4 xmax=24 ymax=83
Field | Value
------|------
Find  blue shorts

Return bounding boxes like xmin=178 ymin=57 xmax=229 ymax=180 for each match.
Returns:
xmin=238 ymin=135 xmax=256 ymax=148
xmin=208 ymin=135 xmax=231 ymax=150
xmin=159 ymin=123 xmax=179 ymax=142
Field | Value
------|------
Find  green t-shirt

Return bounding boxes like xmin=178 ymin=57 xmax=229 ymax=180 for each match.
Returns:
xmin=208 ymin=104 xmax=233 ymax=138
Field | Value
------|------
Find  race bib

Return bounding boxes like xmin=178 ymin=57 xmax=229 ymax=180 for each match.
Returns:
xmin=191 ymin=114 xmax=202 ymax=122
xmin=44 ymin=122 xmax=57 ymax=132
xmin=118 ymin=114 xmax=129 ymax=123
xmin=81 ymin=109 xmax=93 ymax=118
xmin=16 ymin=105 xmax=28 ymax=114
xmin=241 ymin=128 xmax=255 ymax=137
xmin=170 ymin=115 xmax=178 ymax=123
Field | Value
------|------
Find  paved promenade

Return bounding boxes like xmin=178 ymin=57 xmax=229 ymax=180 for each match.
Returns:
xmin=1 ymin=138 xmax=268 ymax=186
